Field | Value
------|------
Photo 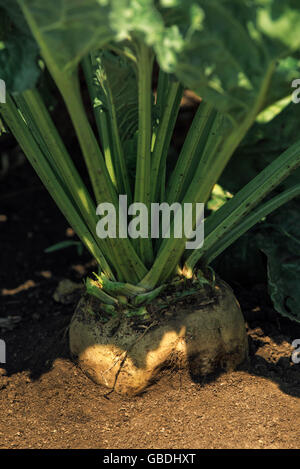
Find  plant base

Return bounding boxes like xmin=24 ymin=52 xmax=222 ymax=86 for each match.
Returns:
xmin=69 ymin=280 xmax=248 ymax=396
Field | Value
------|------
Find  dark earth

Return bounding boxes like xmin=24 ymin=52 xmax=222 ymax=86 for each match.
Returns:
xmin=0 ymin=94 xmax=299 ymax=449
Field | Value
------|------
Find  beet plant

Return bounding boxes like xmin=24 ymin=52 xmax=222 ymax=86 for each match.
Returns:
xmin=1 ymin=0 xmax=300 ymax=394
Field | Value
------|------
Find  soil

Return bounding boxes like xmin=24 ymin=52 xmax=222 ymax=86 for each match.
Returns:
xmin=1 ymin=105 xmax=300 ymax=449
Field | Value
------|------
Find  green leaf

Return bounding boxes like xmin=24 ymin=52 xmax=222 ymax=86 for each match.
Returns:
xmin=0 ymin=1 xmax=40 ymax=92
xmin=219 ymin=101 xmax=300 ymax=195
xmin=0 ymin=0 xmax=32 ymax=34
xmin=256 ymin=0 xmax=300 ymax=52
xmin=93 ymin=50 xmax=139 ymax=143
xmin=19 ymin=0 xmax=300 ymax=123
xmin=210 ymin=98 xmax=300 ymax=319
xmin=263 ymin=55 xmax=300 ymax=110
xmin=20 ymin=0 xmax=114 ymax=72
xmin=162 ymin=1 xmax=300 ymax=122
xmin=207 ymin=183 xmax=233 ymax=212
xmin=256 ymin=202 xmax=300 ymax=323
xmin=44 ymin=240 xmax=83 ymax=254
xmin=20 ymin=0 xmax=166 ymax=72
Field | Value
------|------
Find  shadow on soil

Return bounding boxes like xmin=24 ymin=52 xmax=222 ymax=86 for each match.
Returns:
xmin=1 ymin=288 xmax=300 ymax=400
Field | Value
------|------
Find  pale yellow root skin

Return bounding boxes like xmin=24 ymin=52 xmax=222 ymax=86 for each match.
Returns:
xmin=69 ymin=280 xmax=248 ymax=396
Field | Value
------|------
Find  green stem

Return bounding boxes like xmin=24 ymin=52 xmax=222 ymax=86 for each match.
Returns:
xmin=134 ymin=42 xmax=154 ymax=265
xmin=105 ymin=72 xmax=132 ymax=201
xmin=0 ymin=95 xmax=114 ymax=277
xmin=12 ymin=6 xmax=150 ymax=284
xmin=166 ymin=101 xmax=215 ymax=204
xmin=185 ymin=138 xmax=300 ymax=269
xmin=0 ymin=116 xmax=5 ymax=134
xmin=156 ymin=68 xmax=170 ymax=111
xmin=151 ymin=80 xmax=183 ymax=202
xmin=52 ymin=73 xmax=148 ymax=282
xmin=139 ymin=63 xmax=276 ymax=288
xmin=60 ymin=72 xmax=117 ymax=205
xmin=82 ymin=54 xmax=117 ymax=190
xmin=62 ymin=75 xmax=148 ymax=282
xmin=17 ymin=88 xmax=118 ymax=274
xmin=86 ymin=51 xmax=132 ymax=201
xmin=20 ymin=1 xmax=116 ymax=204
xmin=202 ymin=184 xmax=300 ymax=265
